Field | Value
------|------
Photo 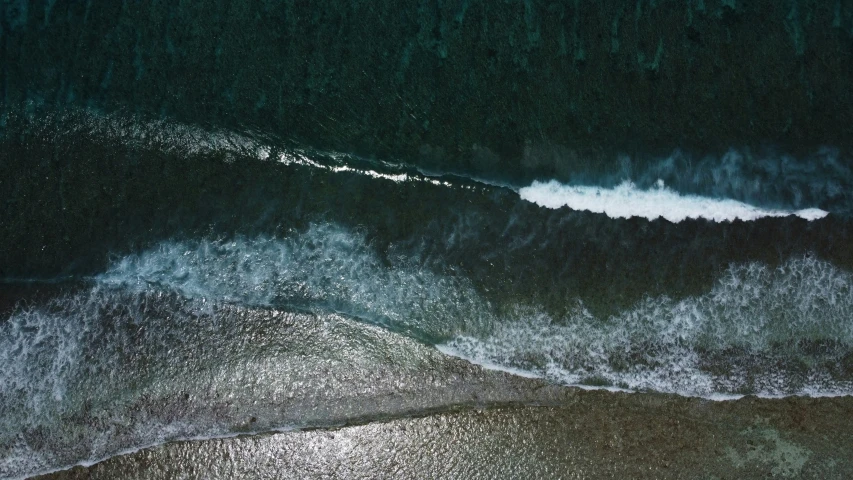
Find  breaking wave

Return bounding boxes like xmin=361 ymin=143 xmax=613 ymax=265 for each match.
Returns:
xmin=95 ymin=226 xmax=853 ymax=397
xmin=441 ymin=256 xmax=853 ymax=397
xmin=519 ymin=180 xmax=828 ymax=222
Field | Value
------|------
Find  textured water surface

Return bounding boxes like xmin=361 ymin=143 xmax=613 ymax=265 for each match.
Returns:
xmin=3 ymin=0 xmax=853 ymax=478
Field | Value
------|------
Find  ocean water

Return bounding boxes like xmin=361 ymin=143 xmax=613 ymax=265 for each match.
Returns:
xmin=3 ymin=111 xmax=853 ymax=478
xmin=3 ymin=1 xmax=853 ymax=478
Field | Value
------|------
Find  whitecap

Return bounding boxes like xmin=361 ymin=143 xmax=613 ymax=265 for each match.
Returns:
xmin=518 ymin=180 xmax=828 ymax=222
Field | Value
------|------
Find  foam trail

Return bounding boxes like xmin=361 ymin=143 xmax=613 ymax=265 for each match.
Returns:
xmin=519 ymin=180 xmax=828 ymax=222
xmin=94 ymin=227 xmax=853 ymax=398
xmin=95 ymin=224 xmax=493 ymax=338
xmin=439 ymin=257 xmax=853 ymax=398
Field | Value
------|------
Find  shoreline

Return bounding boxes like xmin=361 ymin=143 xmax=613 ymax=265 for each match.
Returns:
xmin=33 ymin=384 xmax=853 ymax=479
xmin=6 ymin=282 xmax=853 ymax=479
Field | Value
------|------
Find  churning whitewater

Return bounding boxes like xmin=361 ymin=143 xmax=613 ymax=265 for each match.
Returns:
xmin=90 ymin=226 xmax=853 ymax=397
xmin=519 ymin=180 xmax=829 ymax=222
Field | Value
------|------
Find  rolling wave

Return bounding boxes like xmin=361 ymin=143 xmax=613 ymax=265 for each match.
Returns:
xmin=95 ymin=226 xmax=853 ymax=398
xmin=519 ymin=180 xmax=828 ymax=222
xmin=441 ymin=256 xmax=853 ymax=397
xmin=4 ymin=109 xmax=853 ymax=477
xmin=2 ymin=109 xmax=847 ymax=218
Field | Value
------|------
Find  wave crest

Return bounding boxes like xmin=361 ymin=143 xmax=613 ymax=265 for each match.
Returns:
xmin=519 ymin=180 xmax=828 ymax=222
xmin=441 ymin=256 xmax=853 ymax=397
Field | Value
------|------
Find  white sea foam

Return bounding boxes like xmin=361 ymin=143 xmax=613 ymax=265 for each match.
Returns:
xmin=95 ymin=227 xmax=853 ymax=398
xmin=439 ymin=256 xmax=853 ymax=398
xmin=518 ymin=180 xmax=829 ymax=222
xmin=7 ymin=227 xmax=853 ymax=479
xmin=96 ymin=224 xmax=493 ymax=338
xmin=0 ymin=276 xmax=490 ymax=479
xmin=30 ymin=109 xmax=850 ymax=215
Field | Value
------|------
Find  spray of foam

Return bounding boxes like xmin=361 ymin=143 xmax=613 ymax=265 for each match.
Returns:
xmin=97 ymin=225 xmax=853 ymax=397
xmin=0 ymin=282 xmax=473 ymax=479
xmin=21 ymin=109 xmax=848 ymax=213
xmin=518 ymin=180 xmax=828 ymax=222
xmin=26 ymin=108 xmax=470 ymax=191
xmin=439 ymin=256 xmax=853 ymax=397
xmin=96 ymin=224 xmax=492 ymax=339
xmin=0 ymin=289 xmax=233 ymax=479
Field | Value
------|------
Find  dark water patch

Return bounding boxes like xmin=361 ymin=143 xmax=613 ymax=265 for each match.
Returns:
xmin=3 ymin=0 xmax=853 ymax=175
xmin=0 ymin=284 xmax=64 ymax=318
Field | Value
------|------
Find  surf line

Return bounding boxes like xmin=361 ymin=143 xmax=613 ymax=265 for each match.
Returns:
xmin=518 ymin=180 xmax=828 ymax=223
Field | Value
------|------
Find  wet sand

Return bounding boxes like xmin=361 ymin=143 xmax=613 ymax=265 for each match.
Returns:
xmin=35 ymin=383 xmax=853 ymax=479
xmin=7 ymin=285 xmax=853 ymax=479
